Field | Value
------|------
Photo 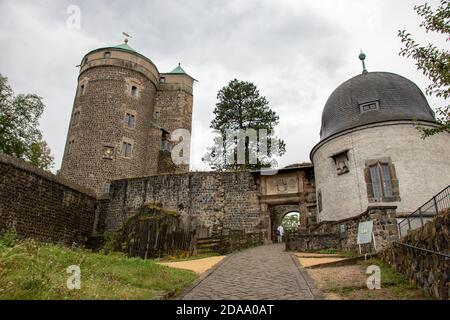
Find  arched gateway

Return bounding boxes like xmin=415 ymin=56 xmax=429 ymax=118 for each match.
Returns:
xmin=252 ymin=164 xmax=317 ymax=241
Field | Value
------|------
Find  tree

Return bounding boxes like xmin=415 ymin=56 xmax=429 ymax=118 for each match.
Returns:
xmin=282 ymin=213 xmax=300 ymax=232
xmin=399 ymin=0 xmax=449 ymax=137
xmin=0 ymin=74 xmax=54 ymax=170
xmin=202 ymin=79 xmax=286 ymax=171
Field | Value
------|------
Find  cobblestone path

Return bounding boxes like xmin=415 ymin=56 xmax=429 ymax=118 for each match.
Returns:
xmin=182 ymin=244 xmax=321 ymax=300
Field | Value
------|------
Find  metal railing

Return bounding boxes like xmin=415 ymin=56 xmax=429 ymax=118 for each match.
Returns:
xmin=398 ymin=185 xmax=450 ymax=237
xmin=392 ymin=242 xmax=450 ymax=260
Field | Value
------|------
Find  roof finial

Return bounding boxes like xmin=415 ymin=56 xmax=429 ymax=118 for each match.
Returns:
xmin=359 ymin=50 xmax=368 ymax=74
xmin=178 ymin=62 xmax=181 ymax=66
xmin=122 ymin=32 xmax=132 ymax=44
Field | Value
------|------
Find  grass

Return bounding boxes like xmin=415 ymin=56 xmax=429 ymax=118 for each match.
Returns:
xmin=326 ymin=258 xmax=430 ymax=300
xmin=0 ymin=236 xmax=197 ymax=300
xmin=306 ymin=254 xmax=432 ymax=300
xmin=316 ymin=249 xmax=338 ymax=255
xmin=356 ymin=258 xmax=430 ymax=300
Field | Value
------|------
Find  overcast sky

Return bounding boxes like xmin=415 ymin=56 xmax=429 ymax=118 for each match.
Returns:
xmin=0 ymin=0 xmax=446 ymax=172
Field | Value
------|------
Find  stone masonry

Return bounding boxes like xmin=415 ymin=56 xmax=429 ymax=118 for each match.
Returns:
xmin=286 ymin=206 xmax=399 ymax=253
xmin=380 ymin=210 xmax=449 ymax=300
xmin=182 ymin=244 xmax=320 ymax=300
xmin=60 ymin=44 xmax=194 ymax=195
xmin=0 ymin=153 xmax=97 ymax=244
xmin=104 ymin=171 xmax=262 ymax=234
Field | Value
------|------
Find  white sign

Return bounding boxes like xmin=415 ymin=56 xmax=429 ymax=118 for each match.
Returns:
xmin=357 ymin=220 xmax=373 ymax=245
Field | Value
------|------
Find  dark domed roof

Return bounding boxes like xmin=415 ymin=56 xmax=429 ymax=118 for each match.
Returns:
xmin=320 ymin=72 xmax=436 ymax=140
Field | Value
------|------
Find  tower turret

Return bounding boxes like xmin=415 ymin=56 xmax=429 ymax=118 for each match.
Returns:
xmin=60 ymin=41 xmax=194 ymax=194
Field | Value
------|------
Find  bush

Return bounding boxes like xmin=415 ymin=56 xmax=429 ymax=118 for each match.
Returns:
xmin=0 ymin=228 xmax=19 ymax=247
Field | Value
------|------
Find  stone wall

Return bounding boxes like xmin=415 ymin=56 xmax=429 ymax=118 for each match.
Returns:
xmin=286 ymin=233 xmax=340 ymax=252
xmin=0 ymin=154 xmax=97 ymax=245
xmin=286 ymin=206 xmax=399 ymax=253
xmin=103 ymin=171 xmax=262 ymax=235
xmin=379 ymin=210 xmax=449 ymax=300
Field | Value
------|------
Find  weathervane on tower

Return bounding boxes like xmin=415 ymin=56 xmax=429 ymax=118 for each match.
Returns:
xmin=122 ymin=32 xmax=132 ymax=44
xmin=359 ymin=50 xmax=368 ymax=74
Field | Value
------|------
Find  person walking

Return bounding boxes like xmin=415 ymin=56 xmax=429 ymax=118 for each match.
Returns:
xmin=276 ymin=225 xmax=284 ymax=243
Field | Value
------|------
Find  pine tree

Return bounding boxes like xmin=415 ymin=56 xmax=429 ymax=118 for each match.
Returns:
xmin=203 ymin=79 xmax=285 ymax=171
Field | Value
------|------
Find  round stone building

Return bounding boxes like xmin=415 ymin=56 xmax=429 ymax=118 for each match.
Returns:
xmin=60 ymin=40 xmax=195 ymax=194
xmin=311 ymin=65 xmax=450 ymax=221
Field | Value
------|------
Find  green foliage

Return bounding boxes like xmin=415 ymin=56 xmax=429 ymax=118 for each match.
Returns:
xmin=0 ymin=228 xmax=19 ymax=248
xmin=282 ymin=213 xmax=300 ymax=232
xmin=357 ymin=258 xmax=430 ymax=299
xmin=317 ymin=248 xmax=338 ymax=255
xmin=399 ymin=0 xmax=449 ymax=137
xmin=203 ymin=79 xmax=286 ymax=171
xmin=0 ymin=239 xmax=196 ymax=300
xmin=100 ymin=233 xmax=120 ymax=255
xmin=0 ymin=74 xmax=54 ymax=170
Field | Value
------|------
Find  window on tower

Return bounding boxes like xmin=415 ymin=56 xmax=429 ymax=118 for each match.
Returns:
xmin=124 ymin=113 xmax=136 ymax=129
xmin=103 ymin=182 xmax=111 ymax=194
xmin=72 ymin=110 xmax=81 ymax=126
xmin=104 ymin=52 xmax=111 ymax=59
xmin=67 ymin=140 xmax=75 ymax=155
xmin=364 ymin=159 xmax=400 ymax=203
xmin=359 ymin=101 xmax=380 ymax=113
xmin=161 ymin=131 xmax=171 ymax=152
xmin=121 ymin=142 xmax=133 ymax=158
xmin=131 ymin=85 xmax=138 ymax=97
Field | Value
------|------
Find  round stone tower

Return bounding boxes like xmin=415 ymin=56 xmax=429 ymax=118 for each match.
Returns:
xmin=311 ymin=55 xmax=450 ymax=221
xmin=60 ymin=40 xmax=195 ymax=194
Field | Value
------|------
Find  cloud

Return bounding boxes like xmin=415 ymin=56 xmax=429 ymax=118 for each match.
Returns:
xmin=0 ymin=0 xmax=446 ymax=172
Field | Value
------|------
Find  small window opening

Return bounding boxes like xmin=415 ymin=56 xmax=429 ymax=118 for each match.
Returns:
xmin=131 ymin=86 xmax=138 ymax=97
xmin=121 ymin=142 xmax=133 ymax=158
xmin=104 ymin=52 xmax=111 ymax=59
xmin=360 ymin=101 xmax=380 ymax=113
xmin=73 ymin=111 xmax=81 ymax=126
xmin=103 ymin=182 xmax=111 ymax=194
xmin=67 ymin=140 xmax=75 ymax=155
xmin=124 ymin=113 xmax=136 ymax=128
xmin=161 ymin=132 xmax=171 ymax=152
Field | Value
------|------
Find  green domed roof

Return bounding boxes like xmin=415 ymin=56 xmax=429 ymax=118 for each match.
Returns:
xmin=112 ymin=42 xmax=137 ymax=53
xmin=164 ymin=63 xmax=197 ymax=81
xmin=169 ymin=63 xmax=187 ymax=74
xmin=82 ymin=41 xmax=158 ymax=70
